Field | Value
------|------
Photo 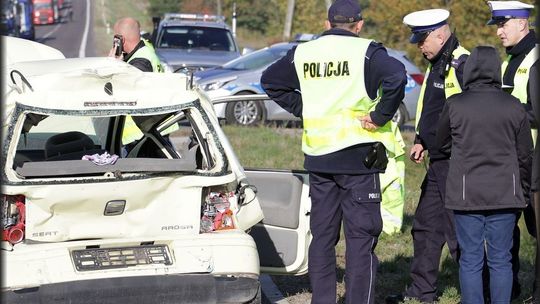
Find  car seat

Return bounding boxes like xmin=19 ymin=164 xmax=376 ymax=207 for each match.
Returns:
xmin=44 ymin=131 xmax=101 ymax=161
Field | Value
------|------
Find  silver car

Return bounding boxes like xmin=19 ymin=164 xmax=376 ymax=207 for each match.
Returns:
xmin=194 ymin=42 xmax=424 ymax=126
xmin=153 ymin=13 xmax=241 ymax=72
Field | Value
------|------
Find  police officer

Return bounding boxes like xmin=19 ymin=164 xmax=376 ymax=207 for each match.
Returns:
xmin=486 ymin=1 xmax=538 ymax=299
xmin=109 ymin=17 xmax=163 ymax=73
xmin=386 ymin=9 xmax=469 ymax=304
xmin=524 ymin=13 xmax=539 ymax=304
xmin=261 ymin=0 xmax=407 ymax=302
xmin=532 ymin=61 xmax=540 ymax=304
xmin=109 ymin=17 xmax=166 ymax=149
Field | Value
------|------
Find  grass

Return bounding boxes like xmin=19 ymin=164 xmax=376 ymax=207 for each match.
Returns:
xmin=222 ymin=124 xmax=537 ymax=304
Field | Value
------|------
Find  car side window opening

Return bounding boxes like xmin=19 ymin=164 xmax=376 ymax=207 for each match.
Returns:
xmin=12 ymin=108 xmax=219 ymax=178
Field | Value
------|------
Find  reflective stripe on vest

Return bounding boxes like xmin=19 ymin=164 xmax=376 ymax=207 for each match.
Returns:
xmin=415 ymin=46 xmax=470 ymax=132
xmin=294 ymin=36 xmax=398 ymax=156
xmin=127 ymin=40 xmax=164 ymax=73
xmin=380 ymin=122 xmax=406 ymax=235
xmin=502 ymin=44 xmax=539 ymax=146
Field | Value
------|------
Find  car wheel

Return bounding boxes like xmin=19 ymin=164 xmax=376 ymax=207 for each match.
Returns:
xmin=392 ymin=103 xmax=409 ymax=127
xmin=225 ymin=93 xmax=265 ymax=126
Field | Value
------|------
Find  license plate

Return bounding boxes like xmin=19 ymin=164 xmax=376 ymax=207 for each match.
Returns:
xmin=72 ymin=244 xmax=172 ymax=271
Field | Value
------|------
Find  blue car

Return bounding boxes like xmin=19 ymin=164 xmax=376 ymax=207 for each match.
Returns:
xmin=195 ymin=41 xmax=424 ymax=126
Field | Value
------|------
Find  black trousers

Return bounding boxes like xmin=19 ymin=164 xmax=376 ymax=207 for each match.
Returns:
xmin=308 ymin=172 xmax=383 ymax=304
xmin=534 ymin=192 xmax=540 ymax=301
xmin=405 ymin=159 xmax=459 ymax=302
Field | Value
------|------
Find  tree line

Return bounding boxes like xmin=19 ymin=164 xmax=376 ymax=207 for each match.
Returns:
xmin=147 ymin=0 xmax=534 ymax=69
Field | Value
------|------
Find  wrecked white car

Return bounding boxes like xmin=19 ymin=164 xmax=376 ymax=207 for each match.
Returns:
xmin=1 ymin=37 xmax=311 ymax=304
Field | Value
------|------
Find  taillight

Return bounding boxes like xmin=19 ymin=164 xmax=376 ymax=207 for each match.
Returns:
xmin=2 ymin=194 xmax=26 ymax=245
xmin=410 ymin=73 xmax=425 ymax=85
xmin=200 ymin=190 xmax=236 ymax=233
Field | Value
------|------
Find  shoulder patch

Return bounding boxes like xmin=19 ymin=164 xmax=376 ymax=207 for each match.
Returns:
xmin=451 ymin=54 xmax=468 ymax=69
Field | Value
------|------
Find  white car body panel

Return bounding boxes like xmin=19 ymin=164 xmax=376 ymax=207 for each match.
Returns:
xmin=4 ymin=231 xmax=259 ymax=290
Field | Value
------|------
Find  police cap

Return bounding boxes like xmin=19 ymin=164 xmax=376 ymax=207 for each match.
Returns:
xmin=328 ymin=0 xmax=362 ymax=24
xmin=403 ymin=9 xmax=450 ymax=44
xmin=487 ymin=1 xmax=534 ymax=25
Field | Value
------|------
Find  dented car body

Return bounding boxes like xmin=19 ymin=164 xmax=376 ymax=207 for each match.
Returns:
xmin=2 ymin=37 xmax=311 ymax=303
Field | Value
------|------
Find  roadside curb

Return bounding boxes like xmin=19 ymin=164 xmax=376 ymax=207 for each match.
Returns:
xmin=260 ymin=274 xmax=290 ymax=304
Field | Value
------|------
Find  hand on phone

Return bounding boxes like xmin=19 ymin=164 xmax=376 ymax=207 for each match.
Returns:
xmin=109 ymin=34 xmax=123 ymax=58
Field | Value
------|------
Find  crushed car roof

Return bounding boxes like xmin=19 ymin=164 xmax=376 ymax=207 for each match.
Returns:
xmin=6 ymin=57 xmax=200 ymax=111
xmin=3 ymin=36 xmax=65 ymax=65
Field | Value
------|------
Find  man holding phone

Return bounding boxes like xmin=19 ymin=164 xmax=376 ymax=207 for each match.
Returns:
xmin=109 ymin=17 xmax=163 ymax=73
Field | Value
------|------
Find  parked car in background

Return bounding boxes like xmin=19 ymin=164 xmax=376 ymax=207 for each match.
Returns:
xmin=195 ymin=40 xmax=424 ymax=127
xmin=2 ymin=36 xmax=311 ymax=304
xmin=151 ymin=13 xmax=241 ymax=73
xmin=195 ymin=41 xmax=299 ymax=125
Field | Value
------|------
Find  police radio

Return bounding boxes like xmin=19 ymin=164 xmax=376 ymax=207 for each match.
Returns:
xmin=439 ymin=30 xmax=458 ymax=77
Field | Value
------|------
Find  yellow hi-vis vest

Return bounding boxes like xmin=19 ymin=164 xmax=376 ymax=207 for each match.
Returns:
xmin=294 ymin=36 xmax=399 ymax=156
xmin=415 ymin=46 xmax=470 ymax=132
xmin=379 ymin=121 xmax=406 ymax=235
xmin=294 ymin=36 xmax=406 ymax=234
xmin=122 ymin=41 xmax=171 ymax=145
xmin=127 ymin=39 xmax=164 ymax=73
xmin=502 ymin=44 xmax=539 ymax=146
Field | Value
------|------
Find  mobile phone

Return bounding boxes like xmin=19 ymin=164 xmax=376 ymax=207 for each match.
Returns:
xmin=113 ymin=35 xmax=123 ymax=56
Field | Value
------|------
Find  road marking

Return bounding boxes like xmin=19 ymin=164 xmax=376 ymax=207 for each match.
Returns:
xmin=260 ymin=274 xmax=290 ymax=304
xmin=41 ymin=24 xmax=61 ymax=40
xmin=78 ymin=0 xmax=90 ymax=57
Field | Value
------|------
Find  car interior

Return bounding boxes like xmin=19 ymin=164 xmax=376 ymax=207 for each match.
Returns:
xmin=11 ymin=108 xmax=212 ymax=178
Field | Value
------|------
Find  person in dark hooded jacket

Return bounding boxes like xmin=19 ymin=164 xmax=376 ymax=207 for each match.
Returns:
xmin=437 ymin=46 xmax=533 ymax=304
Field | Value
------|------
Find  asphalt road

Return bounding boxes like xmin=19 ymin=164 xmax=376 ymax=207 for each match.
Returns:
xmin=34 ymin=0 xmax=96 ymax=58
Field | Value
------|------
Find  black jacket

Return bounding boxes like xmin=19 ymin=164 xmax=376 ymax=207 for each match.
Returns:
xmin=415 ymin=34 xmax=467 ymax=160
xmin=503 ymin=30 xmax=538 ymax=128
xmin=437 ymin=46 xmax=533 ymax=211
xmin=531 ymin=63 xmax=539 ymax=191
xmin=124 ymin=40 xmax=153 ymax=72
xmin=260 ymin=28 xmax=406 ymax=174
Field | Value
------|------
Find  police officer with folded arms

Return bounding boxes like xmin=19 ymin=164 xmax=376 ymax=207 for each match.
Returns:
xmin=486 ymin=1 xmax=538 ymax=299
xmin=261 ymin=0 xmax=406 ymax=303
xmin=386 ymin=9 xmax=469 ymax=304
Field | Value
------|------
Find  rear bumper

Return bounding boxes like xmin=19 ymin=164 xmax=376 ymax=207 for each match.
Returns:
xmin=3 ymin=274 xmax=260 ymax=304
